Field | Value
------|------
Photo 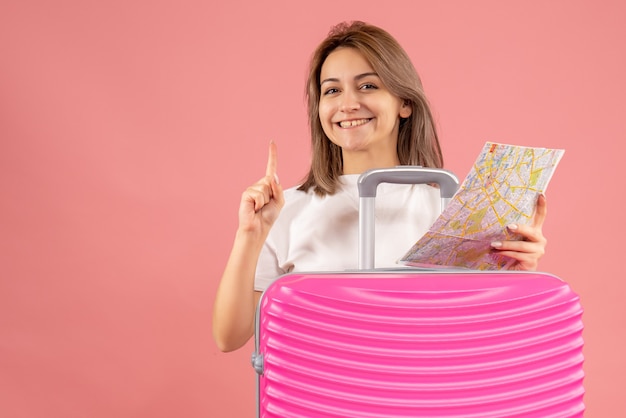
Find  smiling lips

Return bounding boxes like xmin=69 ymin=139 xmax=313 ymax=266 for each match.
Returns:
xmin=338 ymin=118 xmax=371 ymax=128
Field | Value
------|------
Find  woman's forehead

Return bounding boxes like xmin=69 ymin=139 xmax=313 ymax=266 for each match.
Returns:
xmin=320 ymin=47 xmax=376 ymax=80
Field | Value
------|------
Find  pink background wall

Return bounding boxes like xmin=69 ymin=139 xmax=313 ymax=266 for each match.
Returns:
xmin=1 ymin=1 xmax=624 ymax=416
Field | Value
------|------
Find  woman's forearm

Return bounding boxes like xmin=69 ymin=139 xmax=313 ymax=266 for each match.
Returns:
xmin=212 ymin=229 xmax=265 ymax=352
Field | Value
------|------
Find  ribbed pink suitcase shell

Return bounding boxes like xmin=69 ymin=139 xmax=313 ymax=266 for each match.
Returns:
xmin=253 ymin=271 xmax=584 ymax=417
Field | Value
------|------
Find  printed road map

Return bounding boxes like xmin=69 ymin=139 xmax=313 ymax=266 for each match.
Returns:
xmin=400 ymin=142 xmax=564 ymax=270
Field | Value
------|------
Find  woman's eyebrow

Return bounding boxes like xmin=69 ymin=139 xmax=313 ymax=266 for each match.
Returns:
xmin=355 ymin=72 xmax=378 ymax=81
xmin=320 ymin=72 xmax=379 ymax=86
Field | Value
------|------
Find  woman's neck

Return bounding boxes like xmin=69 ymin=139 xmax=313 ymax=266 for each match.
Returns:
xmin=341 ymin=149 xmax=401 ymax=174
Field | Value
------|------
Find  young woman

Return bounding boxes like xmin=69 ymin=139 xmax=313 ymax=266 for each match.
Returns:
xmin=212 ymin=21 xmax=547 ymax=352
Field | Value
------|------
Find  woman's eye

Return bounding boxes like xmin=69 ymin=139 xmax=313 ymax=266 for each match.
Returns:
xmin=323 ymin=88 xmax=339 ymax=95
xmin=360 ymin=83 xmax=378 ymax=90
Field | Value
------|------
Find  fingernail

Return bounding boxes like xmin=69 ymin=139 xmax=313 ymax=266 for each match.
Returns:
xmin=507 ymin=224 xmax=518 ymax=231
xmin=491 ymin=241 xmax=503 ymax=248
xmin=274 ymin=173 xmax=280 ymax=185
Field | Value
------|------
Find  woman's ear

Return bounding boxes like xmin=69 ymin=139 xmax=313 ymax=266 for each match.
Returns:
xmin=400 ymin=100 xmax=412 ymax=118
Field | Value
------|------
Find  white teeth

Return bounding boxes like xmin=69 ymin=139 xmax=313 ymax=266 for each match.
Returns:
xmin=339 ymin=119 xmax=369 ymax=128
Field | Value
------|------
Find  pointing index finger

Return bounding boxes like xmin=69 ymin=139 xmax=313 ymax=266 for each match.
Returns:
xmin=266 ymin=140 xmax=278 ymax=179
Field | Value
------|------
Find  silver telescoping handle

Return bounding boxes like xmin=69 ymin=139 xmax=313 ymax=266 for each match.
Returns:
xmin=357 ymin=166 xmax=460 ymax=270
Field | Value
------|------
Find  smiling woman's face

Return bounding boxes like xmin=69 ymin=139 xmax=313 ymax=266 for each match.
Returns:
xmin=318 ymin=47 xmax=412 ymax=171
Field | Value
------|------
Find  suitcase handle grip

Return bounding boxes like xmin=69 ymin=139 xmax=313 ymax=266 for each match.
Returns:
xmin=357 ymin=166 xmax=459 ymax=270
xmin=357 ymin=166 xmax=459 ymax=198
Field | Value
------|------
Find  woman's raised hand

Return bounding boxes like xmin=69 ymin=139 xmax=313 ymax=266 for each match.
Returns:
xmin=238 ymin=141 xmax=285 ymax=235
xmin=213 ymin=142 xmax=283 ymax=352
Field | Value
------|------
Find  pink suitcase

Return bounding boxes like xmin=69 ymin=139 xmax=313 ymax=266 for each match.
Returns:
xmin=252 ymin=168 xmax=584 ymax=417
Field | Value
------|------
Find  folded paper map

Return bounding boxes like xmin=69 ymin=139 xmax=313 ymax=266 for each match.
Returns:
xmin=399 ymin=142 xmax=564 ymax=270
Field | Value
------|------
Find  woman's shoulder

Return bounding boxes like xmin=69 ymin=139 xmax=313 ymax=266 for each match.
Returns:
xmin=278 ymin=184 xmax=318 ymax=215
xmin=276 ymin=180 xmax=356 ymax=221
xmin=281 ymin=175 xmax=357 ymax=206
xmin=283 ymin=183 xmax=314 ymax=201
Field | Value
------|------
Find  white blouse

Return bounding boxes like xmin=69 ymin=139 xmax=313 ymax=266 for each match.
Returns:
xmin=254 ymin=174 xmax=442 ymax=292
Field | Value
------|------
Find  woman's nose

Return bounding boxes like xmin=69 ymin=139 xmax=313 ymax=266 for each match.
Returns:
xmin=339 ymin=90 xmax=360 ymax=112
